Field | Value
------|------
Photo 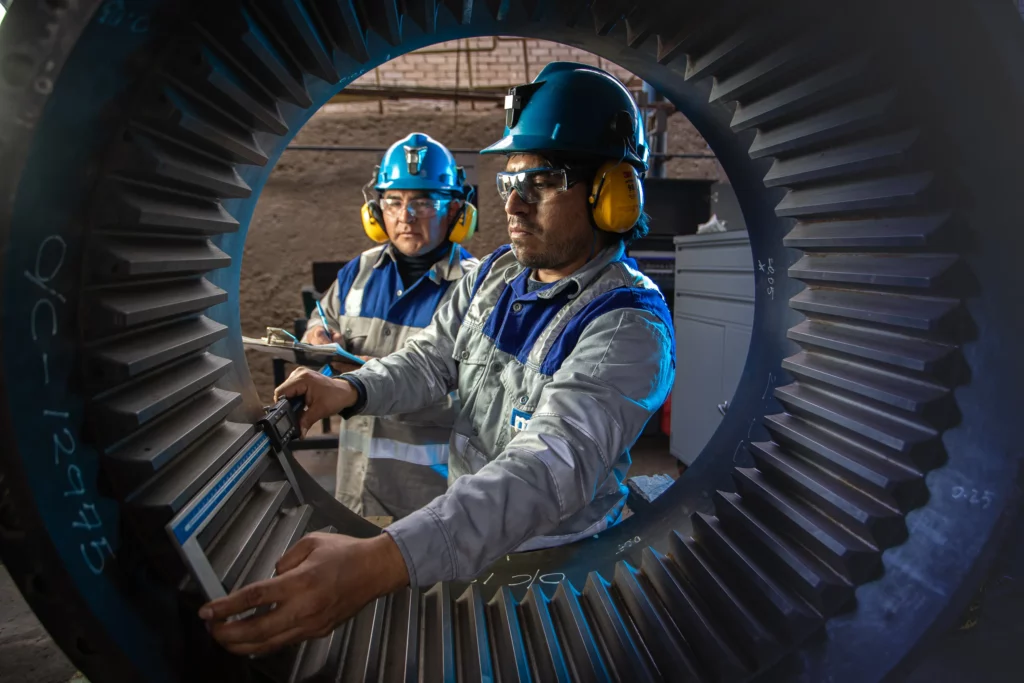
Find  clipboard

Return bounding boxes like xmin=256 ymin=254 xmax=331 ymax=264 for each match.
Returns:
xmin=242 ymin=327 xmax=366 ymax=368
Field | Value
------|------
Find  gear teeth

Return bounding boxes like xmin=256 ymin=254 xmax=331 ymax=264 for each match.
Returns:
xmin=790 ymin=287 xmax=959 ymax=332
xmin=713 ymin=491 xmax=853 ymax=617
xmin=96 ymin=185 xmax=240 ymax=236
xmin=764 ymin=130 xmax=921 ymax=187
xmin=624 ymin=11 xmax=653 ymax=49
xmin=803 ymin=350 xmax=945 ymax=412
xmin=91 ymin=236 xmax=231 ymax=281
xmin=731 ymin=467 xmax=882 ymax=584
xmin=110 ymin=129 xmax=252 ymax=198
xmin=519 ymin=584 xmax=572 ymax=683
xmin=749 ymin=91 xmax=897 ymax=159
xmin=656 ymin=2 xmax=723 ymax=66
xmin=127 ymin=421 xmax=254 ymax=526
xmin=405 ymin=0 xmax=439 ymax=33
xmin=773 ymin=382 xmax=940 ymax=470
xmin=101 ymin=387 xmax=241 ymax=495
xmin=197 ymin=8 xmax=313 ymax=108
xmin=691 ymin=513 xmax=818 ymax=638
xmin=84 ymin=316 xmax=227 ymax=389
xmin=485 ymin=587 xmax=531 ymax=682
xmin=364 ymin=0 xmax=404 ymax=44
xmin=87 ymin=353 xmax=231 ymax=443
xmin=454 ymin=584 xmax=494 ymax=683
xmin=420 ymin=583 xmax=456 ymax=682
xmin=781 ymin=349 xmax=949 ymax=415
xmin=290 ymin=622 xmax=348 ymax=683
xmin=668 ymin=532 xmax=781 ymax=665
xmin=135 ymin=84 xmax=269 ymax=166
xmin=640 ymin=547 xmax=751 ymax=682
xmin=235 ymin=505 xmax=313 ymax=589
xmin=776 ymin=172 xmax=935 ymax=217
xmin=249 ymin=0 xmax=339 ymax=85
xmin=336 ymin=596 xmax=387 ymax=683
xmin=731 ymin=55 xmax=872 ymax=132
xmin=378 ymin=586 xmax=420 ymax=683
xmin=789 ymin=252 xmax=957 ymax=290
xmin=207 ymin=480 xmax=291 ymax=587
xmin=784 ymin=213 xmax=950 ymax=250
xmin=787 ymin=320 xmax=956 ymax=374
xmin=84 ymin=277 xmax=227 ymax=337
xmin=444 ymin=0 xmax=474 ymax=24
xmin=709 ymin=31 xmax=846 ymax=104
xmin=549 ymin=581 xmax=612 ymax=682
xmin=590 ymin=0 xmax=630 ymax=35
xmin=612 ymin=561 xmax=706 ymax=682
xmin=582 ymin=572 xmax=658 ymax=682
xmin=685 ymin=15 xmax=788 ymax=83
xmin=747 ymin=441 xmax=908 ymax=547
xmin=763 ymin=413 xmax=925 ymax=511
xmin=310 ymin=0 xmax=371 ymax=64
xmin=167 ymin=39 xmax=289 ymax=135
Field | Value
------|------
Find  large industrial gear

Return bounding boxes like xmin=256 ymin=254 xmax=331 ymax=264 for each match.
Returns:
xmin=2 ymin=1 xmax=1022 ymax=682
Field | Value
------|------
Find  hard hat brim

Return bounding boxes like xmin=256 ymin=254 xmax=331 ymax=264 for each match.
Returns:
xmin=480 ymin=133 xmax=639 ymax=167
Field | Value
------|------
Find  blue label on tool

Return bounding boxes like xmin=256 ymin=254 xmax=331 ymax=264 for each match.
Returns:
xmin=170 ymin=433 xmax=270 ymax=545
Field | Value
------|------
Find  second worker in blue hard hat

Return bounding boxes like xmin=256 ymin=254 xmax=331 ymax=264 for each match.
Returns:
xmin=202 ymin=63 xmax=676 ymax=654
xmin=300 ymin=132 xmax=479 ymax=520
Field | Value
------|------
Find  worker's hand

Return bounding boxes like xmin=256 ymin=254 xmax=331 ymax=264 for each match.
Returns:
xmin=300 ymin=326 xmax=342 ymax=346
xmin=199 ymin=533 xmax=409 ymax=656
xmin=274 ymin=367 xmax=359 ymax=433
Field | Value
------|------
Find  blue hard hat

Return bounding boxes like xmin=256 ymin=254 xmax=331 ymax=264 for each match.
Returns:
xmin=375 ymin=132 xmax=465 ymax=193
xmin=480 ymin=62 xmax=649 ymax=173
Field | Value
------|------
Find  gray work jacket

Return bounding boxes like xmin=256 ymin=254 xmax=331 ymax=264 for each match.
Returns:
xmin=345 ymin=242 xmax=675 ymax=585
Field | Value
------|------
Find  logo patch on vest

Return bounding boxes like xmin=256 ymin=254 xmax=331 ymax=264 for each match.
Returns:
xmin=510 ymin=408 xmax=533 ymax=432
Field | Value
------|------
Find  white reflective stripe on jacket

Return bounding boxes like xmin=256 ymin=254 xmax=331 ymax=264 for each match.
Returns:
xmin=308 ymin=243 xmax=478 ymax=512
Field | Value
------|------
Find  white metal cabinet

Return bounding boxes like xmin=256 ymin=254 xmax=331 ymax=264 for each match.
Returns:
xmin=670 ymin=231 xmax=755 ymax=465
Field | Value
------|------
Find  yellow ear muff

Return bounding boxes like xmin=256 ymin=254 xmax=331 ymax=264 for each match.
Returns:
xmin=588 ymin=160 xmax=644 ymax=233
xmin=448 ymin=202 xmax=478 ymax=244
xmin=361 ymin=201 xmax=389 ymax=243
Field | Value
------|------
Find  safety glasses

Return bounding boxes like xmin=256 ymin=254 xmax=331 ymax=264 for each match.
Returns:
xmin=495 ymin=167 xmax=585 ymax=204
xmin=380 ymin=196 xmax=451 ymax=218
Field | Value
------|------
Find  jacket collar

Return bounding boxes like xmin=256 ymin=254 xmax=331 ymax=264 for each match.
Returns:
xmin=502 ymin=241 xmax=626 ymax=299
xmin=373 ymin=242 xmax=469 ymax=284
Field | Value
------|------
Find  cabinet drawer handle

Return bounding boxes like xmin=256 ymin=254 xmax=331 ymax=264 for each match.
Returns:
xmin=717 ymin=401 xmax=729 ymax=416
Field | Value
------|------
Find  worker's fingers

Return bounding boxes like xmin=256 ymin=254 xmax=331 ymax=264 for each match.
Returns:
xmin=199 ymin=575 xmax=291 ymax=621
xmin=273 ymin=367 xmax=311 ymax=402
xmin=218 ymin=624 xmax=311 ymax=657
xmin=208 ymin=600 xmax=301 ymax=646
xmin=297 ymin=405 xmax=319 ymax=435
xmin=330 ymin=331 xmax=344 ymax=342
xmin=275 ymin=535 xmax=318 ymax=575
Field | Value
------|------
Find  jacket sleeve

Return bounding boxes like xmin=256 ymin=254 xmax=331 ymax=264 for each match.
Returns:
xmin=306 ymin=280 xmax=341 ymax=331
xmin=342 ymin=266 xmax=479 ymax=416
xmin=383 ymin=307 xmax=675 ymax=585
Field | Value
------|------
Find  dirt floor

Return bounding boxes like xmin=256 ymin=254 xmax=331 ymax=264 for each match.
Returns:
xmin=241 ymin=104 xmax=723 ymax=402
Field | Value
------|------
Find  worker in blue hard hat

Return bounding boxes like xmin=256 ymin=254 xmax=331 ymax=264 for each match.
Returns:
xmin=300 ymin=132 xmax=479 ymax=520
xmin=202 ymin=63 xmax=675 ymax=655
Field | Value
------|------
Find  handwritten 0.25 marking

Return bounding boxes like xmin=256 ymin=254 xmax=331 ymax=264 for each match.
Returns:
xmin=951 ymin=486 xmax=995 ymax=509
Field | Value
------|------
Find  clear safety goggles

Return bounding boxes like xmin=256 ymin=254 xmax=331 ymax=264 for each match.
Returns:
xmin=380 ymin=196 xmax=451 ymax=218
xmin=495 ymin=167 xmax=586 ymax=204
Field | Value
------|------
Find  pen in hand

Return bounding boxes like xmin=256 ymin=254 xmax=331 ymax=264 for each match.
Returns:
xmin=313 ymin=299 xmax=336 ymax=344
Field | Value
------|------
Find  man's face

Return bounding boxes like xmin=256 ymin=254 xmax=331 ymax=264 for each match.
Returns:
xmin=503 ymin=154 xmax=594 ymax=271
xmin=381 ymin=189 xmax=461 ymax=257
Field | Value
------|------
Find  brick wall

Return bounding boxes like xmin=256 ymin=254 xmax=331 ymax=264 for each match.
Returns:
xmin=338 ymin=37 xmax=636 ymax=112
